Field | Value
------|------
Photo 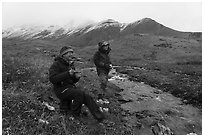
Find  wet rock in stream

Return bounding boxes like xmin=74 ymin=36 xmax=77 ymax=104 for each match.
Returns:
xmin=118 ymin=98 xmax=133 ymax=104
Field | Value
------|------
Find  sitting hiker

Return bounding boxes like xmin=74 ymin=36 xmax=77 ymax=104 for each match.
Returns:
xmin=93 ymin=41 xmax=112 ymax=103
xmin=49 ymin=46 xmax=104 ymax=122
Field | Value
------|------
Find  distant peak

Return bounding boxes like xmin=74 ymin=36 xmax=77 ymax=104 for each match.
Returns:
xmin=138 ymin=18 xmax=155 ymax=23
xmin=100 ymin=19 xmax=119 ymax=24
xmin=130 ymin=17 xmax=156 ymax=25
xmin=141 ymin=17 xmax=154 ymax=21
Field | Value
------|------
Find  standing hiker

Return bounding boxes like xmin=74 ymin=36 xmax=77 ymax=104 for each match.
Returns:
xmin=93 ymin=41 xmax=112 ymax=103
xmin=49 ymin=46 xmax=104 ymax=122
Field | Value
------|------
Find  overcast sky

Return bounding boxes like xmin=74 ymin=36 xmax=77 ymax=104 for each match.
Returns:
xmin=2 ymin=2 xmax=202 ymax=32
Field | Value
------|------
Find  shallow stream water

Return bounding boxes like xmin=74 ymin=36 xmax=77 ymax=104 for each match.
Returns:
xmin=108 ymin=67 xmax=202 ymax=135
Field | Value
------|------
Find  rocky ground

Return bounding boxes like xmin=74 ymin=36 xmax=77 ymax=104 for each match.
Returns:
xmin=2 ymin=38 xmax=202 ymax=135
xmin=2 ymin=62 xmax=202 ymax=135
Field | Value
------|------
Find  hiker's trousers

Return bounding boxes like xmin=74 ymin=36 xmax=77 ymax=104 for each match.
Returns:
xmin=98 ymin=73 xmax=108 ymax=91
xmin=57 ymin=87 xmax=104 ymax=120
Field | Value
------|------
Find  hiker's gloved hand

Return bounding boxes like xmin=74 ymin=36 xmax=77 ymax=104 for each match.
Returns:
xmin=105 ymin=64 xmax=112 ymax=70
xmin=69 ymin=69 xmax=75 ymax=76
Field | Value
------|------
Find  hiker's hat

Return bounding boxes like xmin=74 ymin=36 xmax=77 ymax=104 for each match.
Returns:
xmin=98 ymin=41 xmax=110 ymax=47
xmin=60 ymin=46 xmax=74 ymax=55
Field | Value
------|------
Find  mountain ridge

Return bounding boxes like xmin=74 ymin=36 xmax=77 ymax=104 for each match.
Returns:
xmin=2 ymin=18 xmax=201 ymax=45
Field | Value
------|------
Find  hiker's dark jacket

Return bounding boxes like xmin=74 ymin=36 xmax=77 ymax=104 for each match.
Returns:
xmin=49 ymin=56 xmax=79 ymax=97
xmin=93 ymin=47 xmax=111 ymax=75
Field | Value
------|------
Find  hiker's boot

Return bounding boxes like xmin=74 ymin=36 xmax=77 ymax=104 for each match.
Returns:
xmin=97 ymin=93 xmax=106 ymax=104
xmin=94 ymin=109 xmax=105 ymax=123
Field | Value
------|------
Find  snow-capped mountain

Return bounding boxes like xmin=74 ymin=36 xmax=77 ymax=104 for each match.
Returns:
xmin=3 ymin=24 xmax=68 ymax=39
xmin=3 ymin=25 xmax=45 ymax=39
xmin=2 ymin=18 xmax=129 ymax=40
xmin=2 ymin=18 xmax=199 ymax=44
xmin=83 ymin=19 xmax=127 ymax=33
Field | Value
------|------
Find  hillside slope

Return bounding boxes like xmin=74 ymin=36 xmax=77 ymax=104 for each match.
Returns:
xmin=3 ymin=18 xmax=201 ymax=47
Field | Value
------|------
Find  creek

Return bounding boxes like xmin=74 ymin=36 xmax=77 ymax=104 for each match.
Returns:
xmin=107 ymin=67 xmax=202 ymax=135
